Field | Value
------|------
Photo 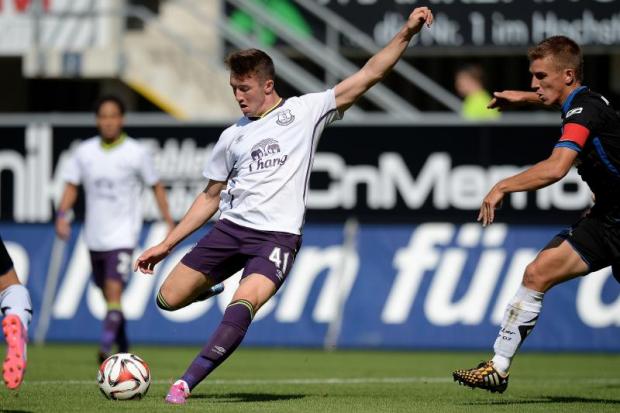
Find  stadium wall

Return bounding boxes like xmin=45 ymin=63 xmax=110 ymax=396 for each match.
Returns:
xmin=1 ymin=121 xmax=619 ymax=350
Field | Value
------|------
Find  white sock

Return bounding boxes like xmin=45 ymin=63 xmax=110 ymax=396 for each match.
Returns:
xmin=1 ymin=284 xmax=32 ymax=330
xmin=492 ymin=285 xmax=544 ymax=374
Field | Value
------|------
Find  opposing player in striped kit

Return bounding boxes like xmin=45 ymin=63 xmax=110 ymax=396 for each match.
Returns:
xmin=134 ymin=7 xmax=434 ymax=405
xmin=454 ymin=36 xmax=620 ymax=393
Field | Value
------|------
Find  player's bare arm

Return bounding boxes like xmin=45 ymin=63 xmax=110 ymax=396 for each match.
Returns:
xmin=55 ymin=182 xmax=79 ymax=240
xmin=134 ymin=180 xmax=226 ymax=274
xmin=334 ymin=7 xmax=433 ymax=113
xmin=152 ymin=182 xmax=175 ymax=231
xmin=478 ymin=147 xmax=578 ymax=226
xmin=487 ymin=90 xmax=543 ymax=111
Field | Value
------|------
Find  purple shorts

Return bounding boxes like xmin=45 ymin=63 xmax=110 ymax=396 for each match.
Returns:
xmin=181 ymin=219 xmax=302 ymax=289
xmin=89 ymin=249 xmax=133 ymax=289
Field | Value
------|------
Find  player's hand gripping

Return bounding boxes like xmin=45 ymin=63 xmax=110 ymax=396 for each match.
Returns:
xmin=405 ymin=7 xmax=433 ymax=35
xmin=478 ymin=186 xmax=505 ymax=227
xmin=487 ymin=90 xmax=541 ymax=111
xmin=134 ymin=243 xmax=170 ymax=274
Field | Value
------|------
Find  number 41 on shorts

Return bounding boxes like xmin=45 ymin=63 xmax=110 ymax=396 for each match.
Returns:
xmin=269 ymin=247 xmax=290 ymax=275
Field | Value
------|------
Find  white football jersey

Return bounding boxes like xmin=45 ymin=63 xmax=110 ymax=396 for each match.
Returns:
xmin=63 ymin=135 xmax=160 ymax=250
xmin=203 ymin=89 xmax=342 ymax=234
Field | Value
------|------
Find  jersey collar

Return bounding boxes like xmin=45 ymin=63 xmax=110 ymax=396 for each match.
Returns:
xmin=100 ymin=132 xmax=127 ymax=150
xmin=248 ymin=98 xmax=284 ymax=121
xmin=561 ymin=85 xmax=588 ymax=115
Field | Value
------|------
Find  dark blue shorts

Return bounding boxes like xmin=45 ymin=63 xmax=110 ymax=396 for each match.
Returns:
xmin=557 ymin=206 xmax=620 ymax=273
xmin=89 ymin=249 xmax=133 ymax=288
xmin=181 ymin=219 xmax=302 ymax=289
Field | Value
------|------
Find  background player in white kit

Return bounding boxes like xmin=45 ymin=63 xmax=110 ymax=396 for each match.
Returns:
xmin=55 ymin=95 xmax=176 ymax=362
xmin=134 ymin=7 xmax=434 ymax=405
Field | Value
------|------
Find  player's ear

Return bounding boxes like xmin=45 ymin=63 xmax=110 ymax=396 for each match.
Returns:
xmin=564 ymin=69 xmax=576 ymax=86
xmin=264 ymin=79 xmax=274 ymax=94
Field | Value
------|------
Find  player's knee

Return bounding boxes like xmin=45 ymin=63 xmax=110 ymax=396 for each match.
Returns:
xmin=155 ymin=288 xmax=177 ymax=311
xmin=523 ymin=262 xmax=550 ymax=291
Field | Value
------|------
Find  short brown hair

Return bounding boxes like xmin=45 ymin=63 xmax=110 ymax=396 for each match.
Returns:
xmin=528 ymin=36 xmax=583 ymax=81
xmin=456 ymin=63 xmax=485 ymax=84
xmin=94 ymin=95 xmax=125 ymax=116
xmin=224 ymin=49 xmax=275 ymax=82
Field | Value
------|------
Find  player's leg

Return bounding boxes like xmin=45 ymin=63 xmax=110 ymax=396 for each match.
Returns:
xmin=93 ymin=249 xmax=132 ymax=361
xmin=155 ymin=262 xmax=223 ymax=311
xmin=181 ymin=274 xmax=276 ymax=384
xmin=453 ymin=237 xmax=589 ymax=392
xmin=100 ymin=278 xmax=125 ymax=359
xmin=492 ymin=238 xmax=587 ymax=370
xmin=166 ymin=274 xmax=277 ymax=404
xmin=166 ymin=223 xmax=301 ymax=404
xmin=0 ymin=239 xmax=32 ymax=390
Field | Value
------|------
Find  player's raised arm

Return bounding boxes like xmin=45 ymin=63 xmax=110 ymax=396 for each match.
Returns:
xmin=134 ymin=179 xmax=226 ymax=274
xmin=334 ymin=7 xmax=433 ymax=113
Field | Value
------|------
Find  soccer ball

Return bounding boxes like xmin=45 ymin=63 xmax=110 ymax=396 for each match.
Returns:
xmin=97 ymin=353 xmax=151 ymax=400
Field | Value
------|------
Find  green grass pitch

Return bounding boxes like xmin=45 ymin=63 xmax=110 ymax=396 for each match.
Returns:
xmin=0 ymin=344 xmax=619 ymax=412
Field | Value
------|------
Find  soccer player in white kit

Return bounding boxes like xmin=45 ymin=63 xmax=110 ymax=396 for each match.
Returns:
xmin=55 ymin=96 xmax=176 ymax=362
xmin=134 ymin=7 xmax=434 ymax=404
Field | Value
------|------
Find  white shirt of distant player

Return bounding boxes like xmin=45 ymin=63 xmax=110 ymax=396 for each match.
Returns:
xmin=63 ymin=135 xmax=160 ymax=251
xmin=204 ymin=89 xmax=341 ymax=235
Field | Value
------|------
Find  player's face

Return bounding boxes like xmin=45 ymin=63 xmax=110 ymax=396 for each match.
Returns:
xmin=529 ymin=56 xmax=572 ymax=107
xmin=454 ymin=72 xmax=477 ymax=98
xmin=96 ymin=101 xmax=124 ymax=141
xmin=230 ymin=73 xmax=273 ymax=117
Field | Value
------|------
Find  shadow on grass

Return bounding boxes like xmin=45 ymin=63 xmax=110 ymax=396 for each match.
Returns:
xmin=191 ymin=392 xmax=305 ymax=403
xmin=463 ymin=396 xmax=620 ymax=405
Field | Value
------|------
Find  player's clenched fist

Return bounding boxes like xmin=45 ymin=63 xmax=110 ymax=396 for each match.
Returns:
xmin=406 ymin=7 xmax=433 ymax=34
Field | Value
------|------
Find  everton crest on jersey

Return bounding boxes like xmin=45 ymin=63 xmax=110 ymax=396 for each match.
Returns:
xmin=275 ymin=109 xmax=295 ymax=126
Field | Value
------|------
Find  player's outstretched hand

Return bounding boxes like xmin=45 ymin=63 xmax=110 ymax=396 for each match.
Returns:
xmin=134 ymin=243 xmax=170 ymax=274
xmin=406 ymin=7 xmax=433 ymax=35
xmin=477 ymin=186 xmax=505 ymax=227
xmin=487 ymin=90 xmax=541 ymax=111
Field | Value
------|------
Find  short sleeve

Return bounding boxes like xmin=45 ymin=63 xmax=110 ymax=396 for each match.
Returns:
xmin=203 ymin=133 xmax=233 ymax=181
xmin=562 ymin=98 xmax=598 ymax=131
xmin=299 ymin=89 xmax=342 ymax=126
xmin=137 ymin=145 xmax=160 ymax=186
xmin=556 ymin=123 xmax=591 ymax=153
xmin=62 ymin=149 xmax=82 ymax=185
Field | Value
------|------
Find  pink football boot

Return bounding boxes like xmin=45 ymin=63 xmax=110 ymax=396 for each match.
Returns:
xmin=2 ymin=314 xmax=27 ymax=390
xmin=165 ymin=379 xmax=190 ymax=404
